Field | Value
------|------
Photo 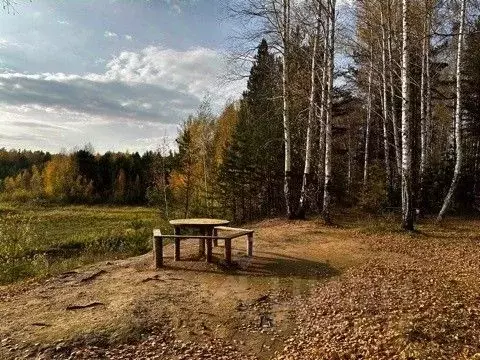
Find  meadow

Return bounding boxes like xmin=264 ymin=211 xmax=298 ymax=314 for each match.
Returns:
xmin=0 ymin=203 xmax=168 ymax=284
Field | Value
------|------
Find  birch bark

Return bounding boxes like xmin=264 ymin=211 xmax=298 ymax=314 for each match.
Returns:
xmin=322 ymin=0 xmax=335 ymax=223
xmin=282 ymin=0 xmax=293 ymax=219
xmin=381 ymin=10 xmax=392 ymax=195
xmin=437 ymin=0 xmax=466 ymax=221
xmin=437 ymin=0 xmax=467 ymax=221
xmin=317 ymin=5 xmax=330 ymax=206
xmin=363 ymin=36 xmax=374 ymax=189
xmin=298 ymin=11 xmax=321 ymax=218
xmin=401 ymin=0 xmax=414 ymax=230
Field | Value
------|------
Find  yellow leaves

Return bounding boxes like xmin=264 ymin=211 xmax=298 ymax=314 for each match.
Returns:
xmin=43 ymin=155 xmax=78 ymax=199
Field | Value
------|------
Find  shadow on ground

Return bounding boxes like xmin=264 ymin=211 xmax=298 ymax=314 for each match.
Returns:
xmin=161 ymin=250 xmax=340 ymax=281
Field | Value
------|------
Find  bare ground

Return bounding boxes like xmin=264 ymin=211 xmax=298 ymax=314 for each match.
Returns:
xmin=1 ymin=216 xmax=480 ymax=359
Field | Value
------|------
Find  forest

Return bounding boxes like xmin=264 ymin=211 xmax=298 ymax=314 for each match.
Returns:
xmin=1 ymin=0 xmax=479 ymax=229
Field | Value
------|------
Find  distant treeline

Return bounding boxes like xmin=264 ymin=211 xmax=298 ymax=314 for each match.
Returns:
xmin=1 ymin=37 xmax=479 ymax=222
xmin=0 ymin=147 xmax=176 ymax=205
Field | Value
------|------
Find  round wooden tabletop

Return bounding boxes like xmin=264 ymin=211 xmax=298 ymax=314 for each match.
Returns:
xmin=169 ymin=218 xmax=230 ymax=227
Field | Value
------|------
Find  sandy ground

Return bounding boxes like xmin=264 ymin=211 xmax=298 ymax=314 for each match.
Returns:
xmin=0 ymin=219 xmax=371 ymax=359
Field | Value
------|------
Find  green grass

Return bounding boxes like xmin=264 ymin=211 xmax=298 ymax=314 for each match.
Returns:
xmin=0 ymin=203 xmax=169 ymax=285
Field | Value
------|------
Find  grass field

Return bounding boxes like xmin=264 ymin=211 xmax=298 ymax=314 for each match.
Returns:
xmin=0 ymin=203 xmax=169 ymax=284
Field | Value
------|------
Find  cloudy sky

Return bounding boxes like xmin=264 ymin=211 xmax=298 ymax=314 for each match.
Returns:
xmin=0 ymin=0 xmax=246 ymax=153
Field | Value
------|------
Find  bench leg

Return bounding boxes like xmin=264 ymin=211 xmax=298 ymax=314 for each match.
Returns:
xmin=174 ymin=227 xmax=181 ymax=261
xmin=213 ymin=229 xmax=218 ymax=247
xmin=199 ymin=228 xmax=206 ymax=257
xmin=247 ymin=234 xmax=253 ymax=257
xmin=174 ymin=239 xmax=181 ymax=261
xmin=224 ymin=238 xmax=232 ymax=264
xmin=206 ymin=237 xmax=213 ymax=263
xmin=153 ymin=236 xmax=163 ymax=268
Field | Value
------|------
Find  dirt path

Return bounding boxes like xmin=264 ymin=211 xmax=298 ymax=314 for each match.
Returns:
xmin=1 ymin=217 xmax=479 ymax=359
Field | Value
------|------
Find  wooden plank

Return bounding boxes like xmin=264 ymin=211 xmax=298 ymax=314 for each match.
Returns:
xmin=153 ymin=235 xmax=163 ymax=268
xmin=152 ymin=234 xmax=225 ymax=240
xmin=223 ymin=230 xmax=254 ymax=239
xmin=169 ymin=218 xmax=230 ymax=226
xmin=214 ymin=226 xmax=254 ymax=233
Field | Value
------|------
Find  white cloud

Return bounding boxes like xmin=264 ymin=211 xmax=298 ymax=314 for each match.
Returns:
xmin=125 ymin=34 xmax=133 ymax=41
xmin=97 ymin=46 xmax=245 ymax=108
xmin=0 ymin=45 xmax=246 ymax=152
xmin=58 ymin=20 xmax=70 ymax=25
xmin=104 ymin=31 xmax=118 ymax=38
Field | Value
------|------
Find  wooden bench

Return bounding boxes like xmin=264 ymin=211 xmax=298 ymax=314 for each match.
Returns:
xmin=152 ymin=227 xmax=254 ymax=268
xmin=213 ymin=226 xmax=254 ymax=263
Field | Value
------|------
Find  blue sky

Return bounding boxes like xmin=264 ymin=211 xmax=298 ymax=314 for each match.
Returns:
xmin=0 ymin=0 xmax=246 ymax=153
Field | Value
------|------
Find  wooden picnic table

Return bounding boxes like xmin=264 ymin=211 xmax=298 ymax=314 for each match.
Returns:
xmin=169 ymin=218 xmax=230 ymax=259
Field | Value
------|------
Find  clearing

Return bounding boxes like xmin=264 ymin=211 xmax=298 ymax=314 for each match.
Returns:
xmin=1 ymin=214 xmax=480 ymax=359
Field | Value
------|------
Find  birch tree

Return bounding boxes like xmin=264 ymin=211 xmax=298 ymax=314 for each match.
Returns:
xmin=317 ymin=4 xmax=330 ymax=205
xmin=381 ymin=9 xmax=393 ymax=195
xmin=282 ymin=0 xmax=294 ymax=219
xmin=437 ymin=0 xmax=467 ymax=221
xmin=363 ymin=33 xmax=374 ymax=189
xmin=419 ymin=0 xmax=433 ymax=206
xmin=297 ymin=2 xmax=321 ymax=218
xmin=322 ymin=0 xmax=336 ymax=223
xmin=387 ymin=0 xmax=403 ymax=180
xmin=401 ymin=0 xmax=415 ymax=230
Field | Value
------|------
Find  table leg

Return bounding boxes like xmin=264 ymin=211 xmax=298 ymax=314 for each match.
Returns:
xmin=213 ymin=228 xmax=218 ymax=247
xmin=174 ymin=226 xmax=180 ymax=261
xmin=199 ymin=227 xmax=206 ymax=257
xmin=224 ymin=238 xmax=232 ymax=264
xmin=206 ymin=228 xmax=213 ymax=263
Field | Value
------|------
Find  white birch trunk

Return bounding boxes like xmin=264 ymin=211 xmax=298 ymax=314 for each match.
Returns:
xmin=363 ymin=40 xmax=374 ymax=189
xmin=474 ymin=140 xmax=480 ymax=210
xmin=419 ymin=3 xmax=431 ymax=205
xmin=282 ymin=0 xmax=293 ymax=219
xmin=387 ymin=0 xmax=402 ymax=179
xmin=322 ymin=0 xmax=335 ymax=223
xmin=298 ymin=13 xmax=321 ymax=218
xmin=401 ymin=0 xmax=414 ymax=230
xmin=381 ymin=10 xmax=392 ymax=194
xmin=437 ymin=0 xmax=466 ymax=221
xmin=318 ymin=7 xmax=330 ymax=205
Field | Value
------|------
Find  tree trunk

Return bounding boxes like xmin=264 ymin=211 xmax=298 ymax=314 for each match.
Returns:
xmin=401 ymin=0 xmax=414 ymax=230
xmin=297 ymin=13 xmax=321 ymax=219
xmin=437 ymin=0 xmax=466 ymax=221
xmin=322 ymin=0 xmax=336 ymax=223
xmin=347 ymin=124 xmax=353 ymax=195
xmin=419 ymin=3 xmax=431 ymax=208
xmin=317 ymin=7 xmax=330 ymax=208
xmin=282 ymin=0 xmax=293 ymax=219
xmin=381 ymin=10 xmax=392 ymax=197
xmin=474 ymin=140 xmax=480 ymax=210
xmin=387 ymin=0 xmax=402 ymax=181
xmin=363 ymin=39 xmax=374 ymax=190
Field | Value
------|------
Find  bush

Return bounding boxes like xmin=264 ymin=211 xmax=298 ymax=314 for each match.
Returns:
xmin=359 ymin=164 xmax=388 ymax=213
xmin=0 ymin=214 xmax=50 ymax=284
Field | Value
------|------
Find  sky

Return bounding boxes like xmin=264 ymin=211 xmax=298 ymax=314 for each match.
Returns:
xmin=0 ymin=0 xmax=247 ymax=153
